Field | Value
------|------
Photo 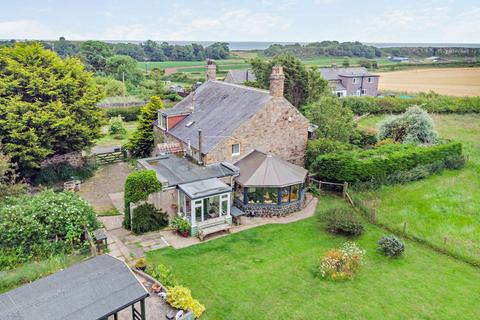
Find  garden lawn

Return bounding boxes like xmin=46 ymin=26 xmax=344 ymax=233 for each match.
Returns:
xmin=94 ymin=121 xmax=136 ymax=149
xmin=147 ymin=197 xmax=480 ymax=320
xmin=356 ymin=114 xmax=480 ymax=264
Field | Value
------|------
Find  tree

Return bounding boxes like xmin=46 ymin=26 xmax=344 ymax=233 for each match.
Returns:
xmin=250 ymin=54 xmax=329 ymax=108
xmin=113 ymin=42 xmax=146 ymax=60
xmin=342 ymin=58 xmax=350 ymax=67
xmin=303 ymin=96 xmax=356 ymax=142
xmin=126 ymin=96 xmax=164 ymax=157
xmin=378 ymin=106 xmax=438 ymax=144
xmin=80 ymin=40 xmax=114 ymax=72
xmin=106 ymin=55 xmax=144 ymax=86
xmin=0 ymin=43 xmax=105 ymax=176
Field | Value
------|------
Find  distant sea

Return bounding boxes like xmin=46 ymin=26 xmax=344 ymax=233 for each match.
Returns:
xmin=105 ymin=40 xmax=480 ymax=50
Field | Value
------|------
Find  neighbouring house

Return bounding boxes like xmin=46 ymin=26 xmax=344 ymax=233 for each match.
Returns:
xmin=319 ymin=65 xmax=380 ymax=97
xmin=140 ymin=61 xmax=310 ymax=238
xmin=0 ymin=255 xmax=149 ymax=320
xmin=224 ymin=69 xmax=257 ymax=84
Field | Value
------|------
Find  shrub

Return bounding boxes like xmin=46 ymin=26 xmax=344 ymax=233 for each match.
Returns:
xmin=350 ymin=128 xmax=378 ymax=148
xmin=306 ymin=183 xmax=320 ymax=197
xmin=378 ymin=106 xmax=438 ymax=144
xmin=147 ymin=263 xmax=177 ymax=287
xmin=375 ymin=138 xmax=397 ymax=147
xmin=108 ymin=115 xmax=127 ymax=137
xmin=312 ymin=141 xmax=463 ymax=186
xmin=319 ymin=242 xmax=365 ymax=281
xmin=324 ymin=208 xmax=364 ymax=237
xmin=135 ymin=257 xmax=147 ymax=270
xmin=123 ymin=170 xmax=162 ymax=229
xmin=105 ymin=106 xmax=142 ymax=121
xmin=0 ymin=190 xmax=99 ymax=269
xmin=131 ymin=203 xmax=168 ymax=234
xmin=33 ymin=163 xmax=95 ymax=186
xmin=306 ymin=139 xmax=356 ymax=169
xmin=171 ymin=216 xmax=191 ymax=234
xmin=167 ymin=286 xmax=205 ymax=319
xmin=378 ymin=235 xmax=405 ymax=258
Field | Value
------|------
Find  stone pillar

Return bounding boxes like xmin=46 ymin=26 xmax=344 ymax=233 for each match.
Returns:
xmin=269 ymin=65 xmax=285 ymax=97
xmin=205 ymin=59 xmax=216 ymax=81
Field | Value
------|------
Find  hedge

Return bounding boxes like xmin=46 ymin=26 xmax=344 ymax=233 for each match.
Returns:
xmin=123 ymin=170 xmax=162 ymax=229
xmin=105 ymin=106 xmax=142 ymax=121
xmin=342 ymin=95 xmax=480 ymax=114
xmin=131 ymin=203 xmax=168 ymax=234
xmin=312 ymin=141 xmax=464 ymax=186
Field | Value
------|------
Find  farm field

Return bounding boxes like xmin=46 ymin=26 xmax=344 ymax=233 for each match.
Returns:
xmin=376 ymin=67 xmax=480 ymax=97
xmin=357 ymin=114 xmax=480 ymax=264
xmin=147 ymin=196 xmax=480 ymax=319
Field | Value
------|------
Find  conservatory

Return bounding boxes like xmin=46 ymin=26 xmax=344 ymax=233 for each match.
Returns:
xmin=177 ymin=178 xmax=233 ymax=235
xmin=233 ymin=150 xmax=308 ymax=216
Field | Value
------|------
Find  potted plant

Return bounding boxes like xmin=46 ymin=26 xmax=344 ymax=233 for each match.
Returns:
xmin=171 ymin=217 xmax=191 ymax=237
xmin=135 ymin=257 xmax=147 ymax=271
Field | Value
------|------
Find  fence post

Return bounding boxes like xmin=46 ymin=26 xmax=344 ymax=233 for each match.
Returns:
xmin=403 ymin=222 xmax=407 ymax=234
xmin=342 ymin=182 xmax=348 ymax=199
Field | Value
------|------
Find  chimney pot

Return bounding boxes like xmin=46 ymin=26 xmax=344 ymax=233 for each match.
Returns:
xmin=205 ymin=59 xmax=216 ymax=81
xmin=269 ymin=65 xmax=285 ymax=97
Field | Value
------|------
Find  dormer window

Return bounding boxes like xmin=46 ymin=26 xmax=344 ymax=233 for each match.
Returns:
xmin=159 ymin=114 xmax=167 ymax=130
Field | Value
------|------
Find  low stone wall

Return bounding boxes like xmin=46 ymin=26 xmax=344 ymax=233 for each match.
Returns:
xmin=234 ymin=198 xmax=304 ymax=217
xmin=40 ymin=151 xmax=84 ymax=168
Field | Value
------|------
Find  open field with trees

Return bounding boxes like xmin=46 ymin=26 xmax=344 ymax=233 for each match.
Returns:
xmin=147 ymin=196 xmax=480 ymax=319
xmin=377 ymin=67 xmax=480 ymax=96
xmin=356 ymin=114 xmax=480 ymax=265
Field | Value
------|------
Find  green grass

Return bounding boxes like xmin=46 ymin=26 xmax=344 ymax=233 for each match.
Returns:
xmin=0 ymin=252 xmax=89 ymax=294
xmin=94 ymin=121 xmax=136 ymax=148
xmin=356 ymin=114 xmax=480 ymax=264
xmin=147 ymin=196 xmax=480 ymax=319
xmin=97 ymin=207 xmax=121 ymax=216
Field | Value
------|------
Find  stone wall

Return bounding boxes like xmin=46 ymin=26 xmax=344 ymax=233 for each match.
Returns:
xmin=234 ymin=198 xmax=304 ymax=217
xmin=40 ymin=151 xmax=84 ymax=168
xmin=203 ymin=97 xmax=309 ymax=166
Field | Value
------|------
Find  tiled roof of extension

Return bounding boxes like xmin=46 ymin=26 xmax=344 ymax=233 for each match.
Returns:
xmin=165 ymin=81 xmax=272 ymax=153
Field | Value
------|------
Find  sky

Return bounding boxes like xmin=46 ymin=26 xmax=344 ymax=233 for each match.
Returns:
xmin=0 ymin=0 xmax=479 ymax=43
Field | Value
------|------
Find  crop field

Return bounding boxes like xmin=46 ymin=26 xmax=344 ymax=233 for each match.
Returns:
xmin=377 ymin=67 xmax=480 ymax=97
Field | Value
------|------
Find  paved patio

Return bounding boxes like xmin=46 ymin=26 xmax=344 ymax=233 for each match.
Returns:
xmin=99 ymin=194 xmax=318 ymax=261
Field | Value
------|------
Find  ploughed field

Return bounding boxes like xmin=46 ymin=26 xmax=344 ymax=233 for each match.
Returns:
xmin=147 ymin=197 xmax=480 ymax=319
xmin=357 ymin=114 xmax=480 ymax=265
xmin=377 ymin=67 xmax=480 ymax=97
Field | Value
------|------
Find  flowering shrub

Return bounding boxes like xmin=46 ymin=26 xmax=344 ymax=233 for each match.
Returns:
xmin=319 ymin=242 xmax=365 ymax=281
xmin=378 ymin=235 xmax=405 ymax=258
xmin=167 ymin=286 xmax=205 ymax=319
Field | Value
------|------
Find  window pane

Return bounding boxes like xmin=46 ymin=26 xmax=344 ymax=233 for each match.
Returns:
xmin=281 ymin=187 xmax=290 ymax=203
xmin=263 ymin=187 xmax=278 ymax=204
xmin=185 ymin=197 xmax=191 ymax=214
xmin=179 ymin=192 xmax=184 ymax=213
xmin=221 ymin=200 xmax=228 ymax=215
xmin=205 ymin=196 xmax=220 ymax=219
xmin=195 ymin=205 xmax=202 ymax=223
xmin=290 ymin=185 xmax=300 ymax=201
xmin=232 ymin=143 xmax=240 ymax=155
xmin=248 ymin=187 xmax=263 ymax=204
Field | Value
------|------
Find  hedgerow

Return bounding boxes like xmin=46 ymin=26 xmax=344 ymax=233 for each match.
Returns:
xmin=342 ymin=94 xmax=480 ymax=114
xmin=123 ymin=170 xmax=162 ymax=229
xmin=312 ymin=141 xmax=464 ymax=187
xmin=131 ymin=203 xmax=168 ymax=234
xmin=105 ymin=106 xmax=142 ymax=121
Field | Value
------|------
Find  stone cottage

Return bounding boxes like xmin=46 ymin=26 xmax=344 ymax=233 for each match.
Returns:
xmin=319 ymin=65 xmax=380 ymax=97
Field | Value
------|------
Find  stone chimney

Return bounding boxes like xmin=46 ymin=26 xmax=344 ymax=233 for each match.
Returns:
xmin=205 ymin=59 xmax=216 ymax=81
xmin=269 ymin=65 xmax=285 ymax=97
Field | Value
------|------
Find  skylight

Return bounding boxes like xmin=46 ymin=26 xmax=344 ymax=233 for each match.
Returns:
xmin=186 ymin=121 xmax=195 ymax=127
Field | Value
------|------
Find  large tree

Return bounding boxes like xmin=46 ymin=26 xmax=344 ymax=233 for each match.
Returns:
xmin=106 ymin=54 xmax=144 ymax=86
xmin=80 ymin=40 xmax=114 ymax=73
xmin=0 ymin=43 xmax=105 ymax=176
xmin=250 ymin=54 xmax=329 ymax=108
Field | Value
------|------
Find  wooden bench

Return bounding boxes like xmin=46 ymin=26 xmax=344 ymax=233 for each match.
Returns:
xmin=198 ymin=220 xmax=230 ymax=241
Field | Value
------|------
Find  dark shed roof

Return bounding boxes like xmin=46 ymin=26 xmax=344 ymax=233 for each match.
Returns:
xmin=165 ymin=81 xmax=272 ymax=153
xmin=0 ymin=255 xmax=149 ymax=320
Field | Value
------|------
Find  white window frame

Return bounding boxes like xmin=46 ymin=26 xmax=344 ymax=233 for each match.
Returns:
xmin=352 ymin=77 xmax=360 ymax=84
xmin=361 ymin=89 xmax=367 ymax=96
xmin=159 ymin=114 xmax=167 ymax=130
xmin=367 ymin=77 xmax=374 ymax=83
xmin=232 ymin=143 xmax=240 ymax=156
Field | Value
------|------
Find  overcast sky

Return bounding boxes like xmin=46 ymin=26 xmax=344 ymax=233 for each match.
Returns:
xmin=1 ymin=0 xmax=479 ymax=43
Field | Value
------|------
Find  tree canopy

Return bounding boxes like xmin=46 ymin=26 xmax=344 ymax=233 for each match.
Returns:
xmin=80 ymin=40 xmax=114 ymax=72
xmin=0 ymin=43 xmax=105 ymax=176
xmin=250 ymin=54 xmax=329 ymax=108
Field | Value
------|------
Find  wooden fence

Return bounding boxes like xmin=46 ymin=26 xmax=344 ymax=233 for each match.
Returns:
xmin=93 ymin=150 xmax=128 ymax=166
xmin=309 ymin=177 xmax=354 ymax=205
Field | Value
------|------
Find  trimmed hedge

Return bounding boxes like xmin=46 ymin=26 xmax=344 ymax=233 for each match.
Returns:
xmin=124 ymin=170 xmax=162 ymax=229
xmin=312 ymin=141 xmax=463 ymax=185
xmin=105 ymin=106 xmax=142 ymax=121
xmin=342 ymin=95 xmax=480 ymax=114
xmin=131 ymin=203 xmax=168 ymax=234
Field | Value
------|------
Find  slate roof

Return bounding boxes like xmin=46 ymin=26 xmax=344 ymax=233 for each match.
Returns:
xmin=164 ymin=81 xmax=272 ymax=153
xmin=138 ymin=154 xmax=239 ymax=188
xmin=319 ymin=67 xmax=378 ymax=80
xmin=224 ymin=70 xmax=257 ymax=84
xmin=179 ymin=178 xmax=231 ymax=199
xmin=0 ymin=255 xmax=149 ymax=320
xmin=234 ymin=150 xmax=307 ymax=187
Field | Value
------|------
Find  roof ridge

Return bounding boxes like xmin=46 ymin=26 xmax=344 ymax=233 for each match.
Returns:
xmin=211 ymin=80 xmax=270 ymax=94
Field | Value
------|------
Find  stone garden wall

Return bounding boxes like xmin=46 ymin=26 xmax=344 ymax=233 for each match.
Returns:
xmin=40 ymin=151 xmax=84 ymax=168
xmin=234 ymin=198 xmax=304 ymax=217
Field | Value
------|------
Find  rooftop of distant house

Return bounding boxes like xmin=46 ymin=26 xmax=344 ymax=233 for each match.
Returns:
xmin=225 ymin=69 xmax=257 ymax=84
xmin=319 ymin=66 xmax=379 ymax=81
